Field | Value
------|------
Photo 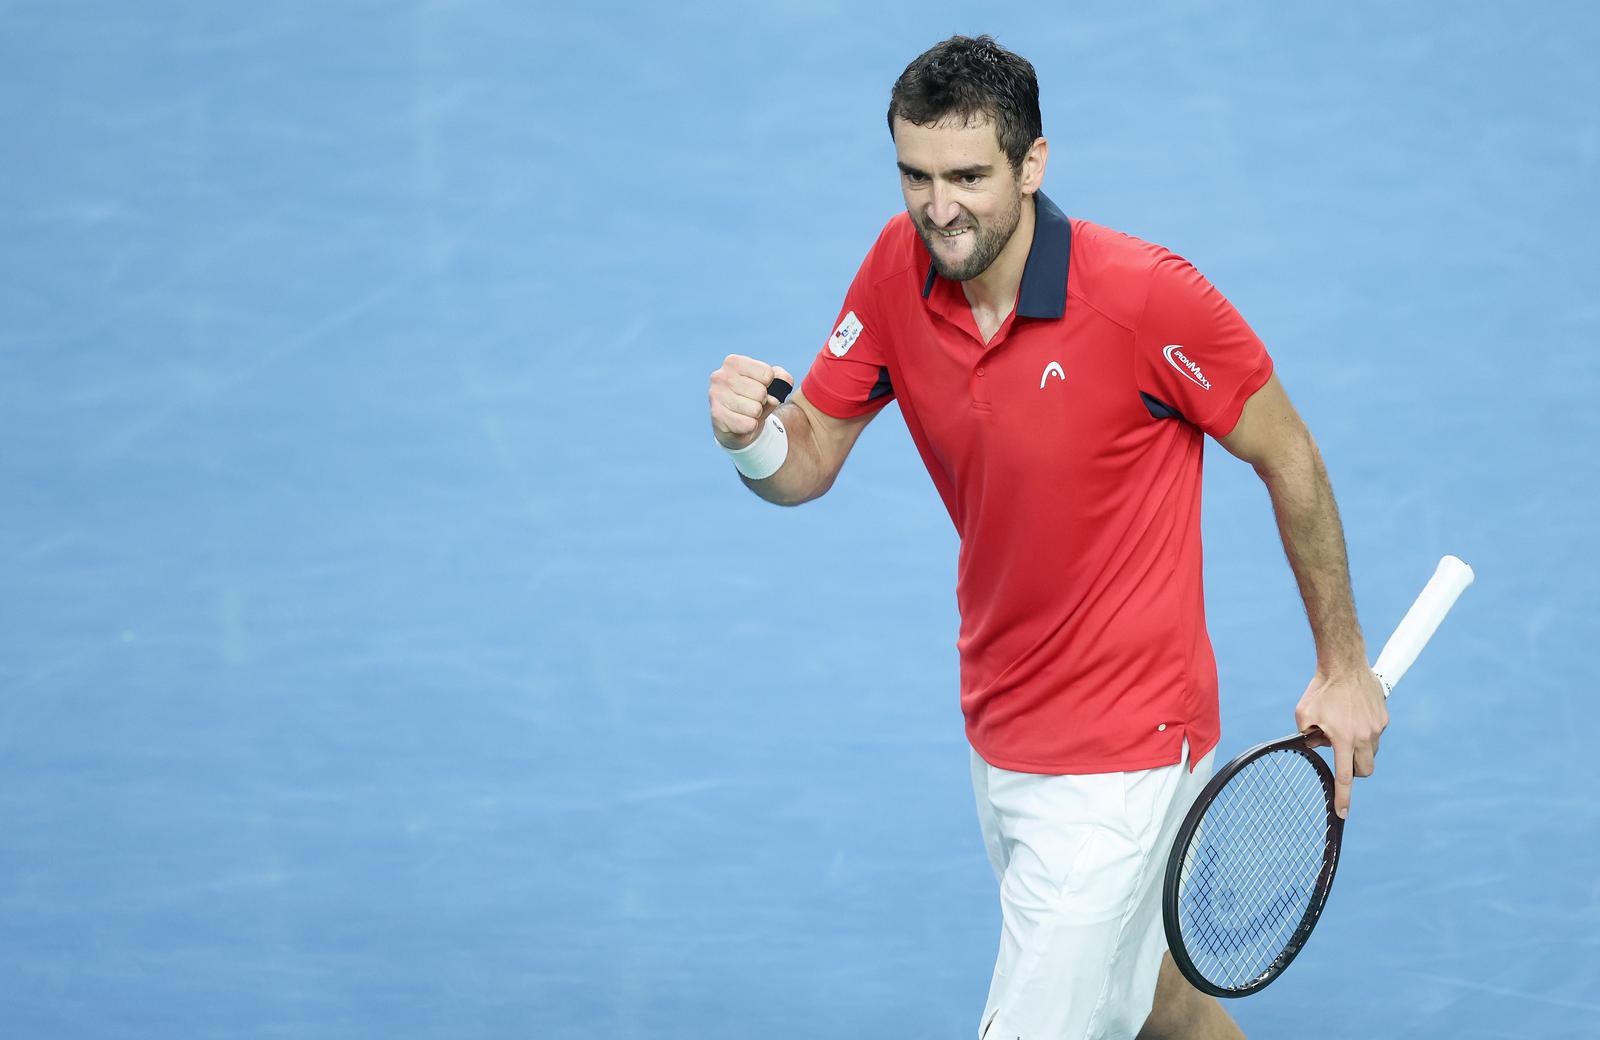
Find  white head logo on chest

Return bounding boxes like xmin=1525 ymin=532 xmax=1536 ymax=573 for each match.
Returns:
xmin=1039 ymin=360 xmax=1066 ymax=388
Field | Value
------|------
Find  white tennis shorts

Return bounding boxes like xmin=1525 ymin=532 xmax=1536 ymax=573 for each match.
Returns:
xmin=972 ymin=741 xmax=1215 ymax=1040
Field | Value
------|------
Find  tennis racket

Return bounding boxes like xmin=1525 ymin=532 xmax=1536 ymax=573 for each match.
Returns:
xmin=1161 ymin=555 xmax=1475 ymax=997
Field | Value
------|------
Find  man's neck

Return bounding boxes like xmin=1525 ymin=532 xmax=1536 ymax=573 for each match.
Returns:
xmin=961 ymin=194 xmax=1036 ymax=321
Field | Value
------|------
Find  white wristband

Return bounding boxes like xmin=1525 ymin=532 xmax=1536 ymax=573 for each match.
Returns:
xmin=723 ymin=412 xmax=788 ymax=480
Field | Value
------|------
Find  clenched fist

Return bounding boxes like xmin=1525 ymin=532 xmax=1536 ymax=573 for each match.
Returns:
xmin=708 ymin=354 xmax=794 ymax=450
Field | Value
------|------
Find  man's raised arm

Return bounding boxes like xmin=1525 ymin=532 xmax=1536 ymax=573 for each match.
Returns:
xmin=708 ymin=354 xmax=877 ymax=506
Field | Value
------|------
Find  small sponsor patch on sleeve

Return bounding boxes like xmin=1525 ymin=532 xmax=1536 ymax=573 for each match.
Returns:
xmin=828 ymin=311 xmax=864 ymax=357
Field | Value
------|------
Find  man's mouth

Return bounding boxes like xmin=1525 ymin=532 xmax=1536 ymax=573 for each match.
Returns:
xmin=934 ymin=227 xmax=970 ymax=239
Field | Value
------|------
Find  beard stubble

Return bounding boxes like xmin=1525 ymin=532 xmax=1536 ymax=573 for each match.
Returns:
xmin=914 ymin=184 xmax=1024 ymax=283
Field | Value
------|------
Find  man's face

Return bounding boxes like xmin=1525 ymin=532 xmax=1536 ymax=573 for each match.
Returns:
xmin=893 ymin=114 xmax=1027 ymax=283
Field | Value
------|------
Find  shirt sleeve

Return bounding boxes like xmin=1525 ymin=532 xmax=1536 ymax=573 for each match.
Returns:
xmin=800 ymin=242 xmax=897 ymax=420
xmin=1133 ymin=257 xmax=1273 ymax=437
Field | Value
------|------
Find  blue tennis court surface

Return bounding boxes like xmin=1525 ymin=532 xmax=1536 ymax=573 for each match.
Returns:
xmin=2 ymin=3 xmax=1596 ymax=1037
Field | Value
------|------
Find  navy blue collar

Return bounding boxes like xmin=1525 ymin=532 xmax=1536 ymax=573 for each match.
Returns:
xmin=920 ymin=190 xmax=1072 ymax=319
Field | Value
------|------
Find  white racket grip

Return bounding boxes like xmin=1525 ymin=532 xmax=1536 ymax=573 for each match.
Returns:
xmin=1371 ymin=555 xmax=1475 ymax=697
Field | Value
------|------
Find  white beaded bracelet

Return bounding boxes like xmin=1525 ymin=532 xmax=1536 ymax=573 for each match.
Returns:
xmin=723 ymin=412 xmax=789 ymax=480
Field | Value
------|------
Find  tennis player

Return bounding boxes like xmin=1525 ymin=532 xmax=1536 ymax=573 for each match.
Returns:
xmin=707 ymin=35 xmax=1387 ymax=1040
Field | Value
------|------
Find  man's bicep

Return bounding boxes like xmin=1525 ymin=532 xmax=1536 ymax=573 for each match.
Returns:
xmin=791 ymin=388 xmax=877 ymax=479
xmin=1215 ymin=374 xmax=1312 ymax=471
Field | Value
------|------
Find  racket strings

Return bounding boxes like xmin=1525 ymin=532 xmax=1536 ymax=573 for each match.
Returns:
xmin=1175 ymin=748 xmax=1335 ymax=991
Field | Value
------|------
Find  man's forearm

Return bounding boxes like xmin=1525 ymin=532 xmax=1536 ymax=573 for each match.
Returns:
xmin=1255 ymin=430 xmax=1368 ymax=677
xmin=1221 ymin=377 xmax=1387 ymax=813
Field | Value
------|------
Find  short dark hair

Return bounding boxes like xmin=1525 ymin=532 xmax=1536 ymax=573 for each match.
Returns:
xmin=887 ymin=35 xmax=1042 ymax=172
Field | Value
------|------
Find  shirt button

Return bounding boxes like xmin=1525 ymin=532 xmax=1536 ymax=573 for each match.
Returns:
xmin=976 ymin=367 xmax=986 ymax=376
xmin=1157 ymin=724 xmax=1168 ymax=732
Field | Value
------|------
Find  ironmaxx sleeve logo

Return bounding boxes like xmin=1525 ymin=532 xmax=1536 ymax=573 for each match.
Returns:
xmin=1163 ymin=344 xmax=1212 ymax=390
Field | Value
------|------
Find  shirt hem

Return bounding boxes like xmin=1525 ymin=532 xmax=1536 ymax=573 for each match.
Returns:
xmin=969 ymin=729 xmax=1221 ymax=776
xmin=799 ymin=375 xmax=892 ymax=420
xmin=1203 ymin=354 xmax=1275 ymax=438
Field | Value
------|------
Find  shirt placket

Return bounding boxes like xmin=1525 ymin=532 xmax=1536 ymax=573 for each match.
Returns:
xmin=972 ymin=312 xmax=1021 ymax=410
xmin=929 ymin=278 xmax=1018 ymax=413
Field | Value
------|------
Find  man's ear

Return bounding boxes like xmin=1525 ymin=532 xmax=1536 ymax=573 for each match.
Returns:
xmin=1021 ymin=136 xmax=1049 ymax=195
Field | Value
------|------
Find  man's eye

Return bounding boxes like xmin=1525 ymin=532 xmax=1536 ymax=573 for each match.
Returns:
xmin=961 ymin=175 xmax=981 ymax=186
xmin=905 ymin=172 xmax=928 ymax=184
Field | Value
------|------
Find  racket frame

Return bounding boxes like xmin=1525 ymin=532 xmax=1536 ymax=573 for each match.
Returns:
xmin=1161 ymin=733 xmax=1345 ymax=998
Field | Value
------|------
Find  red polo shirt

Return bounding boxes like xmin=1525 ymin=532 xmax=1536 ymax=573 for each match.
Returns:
xmin=801 ymin=193 xmax=1273 ymax=774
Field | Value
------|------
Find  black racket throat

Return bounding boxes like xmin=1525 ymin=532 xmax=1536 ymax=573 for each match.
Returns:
xmin=1162 ymin=734 xmax=1345 ymax=998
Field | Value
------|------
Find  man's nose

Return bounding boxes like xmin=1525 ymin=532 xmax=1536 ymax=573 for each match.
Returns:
xmin=925 ymin=184 xmax=962 ymax=227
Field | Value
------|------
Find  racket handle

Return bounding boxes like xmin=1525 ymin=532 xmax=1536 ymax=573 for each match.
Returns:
xmin=1371 ymin=555 xmax=1474 ymax=697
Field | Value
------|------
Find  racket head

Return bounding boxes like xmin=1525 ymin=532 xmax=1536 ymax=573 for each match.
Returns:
xmin=1162 ymin=734 xmax=1344 ymax=998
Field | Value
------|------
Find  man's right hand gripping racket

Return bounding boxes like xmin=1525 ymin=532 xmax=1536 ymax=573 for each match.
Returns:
xmin=1161 ymin=555 xmax=1475 ymax=997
